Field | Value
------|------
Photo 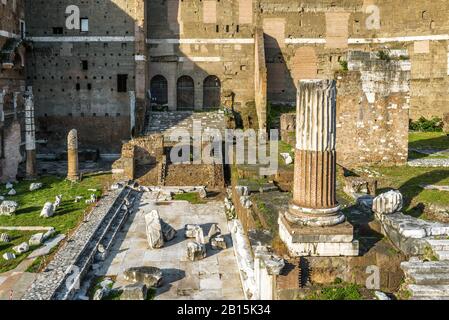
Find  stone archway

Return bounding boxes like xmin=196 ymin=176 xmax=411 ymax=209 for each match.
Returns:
xmin=150 ymin=75 xmax=168 ymax=105
xmin=203 ymin=75 xmax=221 ymax=109
xmin=177 ymin=76 xmax=195 ymax=110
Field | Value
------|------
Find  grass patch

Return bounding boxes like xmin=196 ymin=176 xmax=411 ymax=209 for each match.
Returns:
xmin=267 ymin=103 xmax=295 ymax=129
xmin=306 ymin=281 xmax=364 ymax=300
xmin=1 ymin=173 xmax=111 ymax=273
xmin=372 ymin=165 xmax=449 ymax=217
xmin=173 ymin=192 xmax=205 ymax=204
xmin=0 ymin=174 xmax=110 ymax=234
xmin=25 ymin=245 xmax=58 ymax=273
xmin=0 ymin=230 xmax=40 ymax=273
xmin=409 ymin=132 xmax=449 ymax=151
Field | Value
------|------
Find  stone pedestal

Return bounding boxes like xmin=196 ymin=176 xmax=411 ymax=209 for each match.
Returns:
xmin=279 ymin=80 xmax=358 ymax=257
xmin=67 ymin=129 xmax=80 ymax=182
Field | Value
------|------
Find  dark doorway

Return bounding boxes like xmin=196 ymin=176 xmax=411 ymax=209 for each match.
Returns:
xmin=177 ymin=76 xmax=194 ymax=110
xmin=203 ymin=75 xmax=221 ymax=109
xmin=150 ymin=75 xmax=168 ymax=105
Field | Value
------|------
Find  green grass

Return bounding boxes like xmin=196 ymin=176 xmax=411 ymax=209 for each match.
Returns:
xmin=0 ymin=230 xmax=40 ymax=273
xmin=0 ymin=173 xmax=110 ymax=273
xmin=172 ymin=192 xmax=205 ymax=204
xmin=267 ymin=103 xmax=295 ymax=129
xmin=409 ymin=132 xmax=449 ymax=150
xmin=25 ymin=245 xmax=58 ymax=273
xmin=373 ymin=165 xmax=449 ymax=217
xmin=306 ymin=282 xmax=364 ymax=300
xmin=0 ymin=174 xmax=110 ymax=234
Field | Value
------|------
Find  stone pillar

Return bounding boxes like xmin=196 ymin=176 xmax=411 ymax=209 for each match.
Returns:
xmin=129 ymin=91 xmax=136 ymax=137
xmin=278 ymin=80 xmax=359 ymax=257
xmin=0 ymin=90 xmax=4 ymax=124
xmin=285 ymin=79 xmax=344 ymax=227
xmin=67 ymin=129 xmax=80 ymax=182
xmin=24 ymin=88 xmax=37 ymax=179
xmin=134 ymin=0 xmax=148 ymax=135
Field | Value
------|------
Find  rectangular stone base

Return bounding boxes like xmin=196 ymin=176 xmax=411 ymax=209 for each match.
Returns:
xmin=279 ymin=214 xmax=359 ymax=257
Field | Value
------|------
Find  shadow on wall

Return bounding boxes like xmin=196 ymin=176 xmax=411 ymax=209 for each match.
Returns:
xmin=263 ymin=34 xmax=296 ymax=130
xmin=264 ymin=34 xmax=296 ymax=107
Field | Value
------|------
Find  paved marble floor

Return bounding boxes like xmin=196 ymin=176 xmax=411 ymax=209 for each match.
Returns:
xmin=97 ymin=191 xmax=244 ymax=300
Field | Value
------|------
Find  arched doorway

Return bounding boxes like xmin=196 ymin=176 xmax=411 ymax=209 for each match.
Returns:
xmin=203 ymin=75 xmax=221 ymax=109
xmin=150 ymin=75 xmax=168 ymax=105
xmin=177 ymin=76 xmax=194 ymax=110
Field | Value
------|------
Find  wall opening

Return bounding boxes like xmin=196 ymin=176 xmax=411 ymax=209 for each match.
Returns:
xmin=203 ymin=75 xmax=221 ymax=109
xmin=177 ymin=76 xmax=195 ymax=110
xmin=117 ymin=74 xmax=128 ymax=92
xmin=150 ymin=75 xmax=168 ymax=105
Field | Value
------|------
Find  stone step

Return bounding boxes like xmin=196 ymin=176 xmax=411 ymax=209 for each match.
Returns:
xmin=411 ymin=295 xmax=449 ymax=300
xmin=408 ymin=284 xmax=449 ymax=297
xmin=401 ymin=261 xmax=449 ymax=274
xmin=435 ymin=250 xmax=449 ymax=261
xmin=427 ymin=239 xmax=449 ymax=251
xmin=408 ymin=272 xmax=449 ymax=285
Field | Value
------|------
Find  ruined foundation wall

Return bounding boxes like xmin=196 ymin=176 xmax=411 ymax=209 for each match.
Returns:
xmin=336 ymin=52 xmax=410 ymax=167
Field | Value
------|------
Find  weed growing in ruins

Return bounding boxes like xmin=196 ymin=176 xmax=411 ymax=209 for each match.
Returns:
xmin=173 ymin=192 xmax=205 ymax=204
xmin=306 ymin=282 xmax=364 ymax=300
xmin=409 ymin=117 xmax=444 ymax=132
xmin=377 ymin=50 xmax=391 ymax=62
xmin=339 ymin=60 xmax=348 ymax=72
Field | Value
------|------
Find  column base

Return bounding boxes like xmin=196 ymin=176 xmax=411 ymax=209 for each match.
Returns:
xmin=67 ymin=175 xmax=80 ymax=182
xmin=278 ymin=213 xmax=359 ymax=257
xmin=285 ymin=202 xmax=345 ymax=227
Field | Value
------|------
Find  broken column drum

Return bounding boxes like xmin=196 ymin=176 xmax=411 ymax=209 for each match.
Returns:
xmin=67 ymin=129 xmax=80 ymax=182
xmin=285 ymin=79 xmax=345 ymax=227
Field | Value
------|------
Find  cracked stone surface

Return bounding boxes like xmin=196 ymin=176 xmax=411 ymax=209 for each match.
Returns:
xmin=96 ymin=191 xmax=244 ymax=300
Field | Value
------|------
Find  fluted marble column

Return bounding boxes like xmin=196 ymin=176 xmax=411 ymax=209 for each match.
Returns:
xmin=285 ymin=80 xmax=344 ymax=227
xmin=67 ymin=129 xmax=80 ymax=182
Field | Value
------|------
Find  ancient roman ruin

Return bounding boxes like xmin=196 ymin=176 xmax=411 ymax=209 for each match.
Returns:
xmin=1 ymin=0 xmax=449 ymax=302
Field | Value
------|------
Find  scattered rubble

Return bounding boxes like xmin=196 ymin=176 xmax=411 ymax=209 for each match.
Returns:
xmin=280 ymin=153 xmax=293 ymax=165
xmin=40 ymin=202 xmax=55 ymax=218
xmin=2 ymin=252 xmax=16 ymax=260
xmin=29 ymin=233 xmax=45 ymax=246
xmin=144 ymin=210 xmax=164 ymax=249
xmin=124 ymin=266 xmax=163 ymax=288
xmin=13 ymin=242 xmax=30 ymax=254
xmin=121 ymin=283 xmax=148 ymax=300
xmin=0 ymin=233 xmax=11 ymax=243
xmin=29 ymin=183 xmax=43 ymax=191
xmin=372 ymin=190 xmax=403 ymax=215
xmin=186 ymin=241 xmax=207 ymax=261
xmin=0 ymin=200 xmax=19 ymax=216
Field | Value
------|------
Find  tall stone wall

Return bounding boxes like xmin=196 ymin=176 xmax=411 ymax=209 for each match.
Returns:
xmin=258 ymin=0 xmax=449 ymax=119
xmin=1 ymin=0 xmax=26 ymax=182
xmin=147 ymin=0 xmax=257 ymax=126
xmin=336 ymin=51 xmax=410 ymax=166
xmin=25 ymin=0 xmax=139 ymax=154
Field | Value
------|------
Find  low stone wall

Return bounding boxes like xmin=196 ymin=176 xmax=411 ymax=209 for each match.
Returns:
xmin=22 ymin=187 xmax=137 ymax=300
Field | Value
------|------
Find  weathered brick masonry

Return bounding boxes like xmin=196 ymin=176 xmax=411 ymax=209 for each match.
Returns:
xmin=1 ymin=0 xmax=449 ymax=175
xmin=0 ymin=0 xmax=27 ymax=182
